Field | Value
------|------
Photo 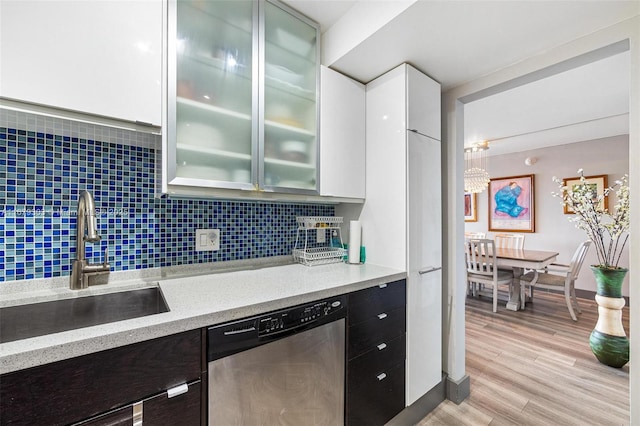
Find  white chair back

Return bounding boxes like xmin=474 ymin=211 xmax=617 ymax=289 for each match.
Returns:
xmin=465 ymin=231 xmax=486 ymax=240
xmin=465 ymin=239 xmax=497 ymax=278
xmin=569 ymin=240 xmax=592 ymax=281
xmin=494 ymin=233 xmax=525 ymax=250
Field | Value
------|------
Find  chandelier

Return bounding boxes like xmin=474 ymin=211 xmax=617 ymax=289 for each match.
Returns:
xmin=464 ymin=141 xmax=490 ymax=193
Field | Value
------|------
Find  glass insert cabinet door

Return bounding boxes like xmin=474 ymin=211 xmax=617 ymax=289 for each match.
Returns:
xmin=168 ymin=0 xmax=256 ymax=190
xmin=165 ymin=0 xmax=319 ymax=195
xmin=261 ymin=1 xmax=318 ymax=192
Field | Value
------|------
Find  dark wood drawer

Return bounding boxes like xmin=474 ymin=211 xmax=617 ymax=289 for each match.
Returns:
xmin=348 ymin=307 xmax=405 ymax=359
xmin=74 ymin=380 xmax=201 ymax=426
xmin=349 ymin=280 xmax=406 ymax=326
xmin=348 ymin=334 xmax=405 ymax=390
xmin=0 ymin=330 xmax=202 ymax=426
xmin=347 ymin=362 xmax=405 ymax=426
xmin=141 ymin=380 xmax=201 ymax=426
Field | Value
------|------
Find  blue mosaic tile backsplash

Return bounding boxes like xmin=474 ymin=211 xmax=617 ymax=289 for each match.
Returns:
xmin=0 ymin=124 xmax=333 ymax=282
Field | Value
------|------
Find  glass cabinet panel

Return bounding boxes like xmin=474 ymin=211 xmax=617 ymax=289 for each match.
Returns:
xmin=262 ymin=1 xmax=318 ymax=191
xmin=173 ymin=0 xmax=255 ymax=186
xmin=166 ymin=0 xmax=319 ymax=195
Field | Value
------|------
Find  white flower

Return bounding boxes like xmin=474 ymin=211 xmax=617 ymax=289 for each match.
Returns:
xmin=552 ymin=171 xmax=629 ymax=269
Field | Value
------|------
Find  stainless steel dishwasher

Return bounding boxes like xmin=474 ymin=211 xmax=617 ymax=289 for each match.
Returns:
xmin=207 ymin=295 xmax=346 ymax=425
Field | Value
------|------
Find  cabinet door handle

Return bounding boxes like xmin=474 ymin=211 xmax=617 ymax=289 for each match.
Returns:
xmin=377 ymin=373 xmax=387 ymax=381
xmin=133 ymin=401 xmax=143 ymax=426
xmin=378 ymin=283 xmax=387 ymax=289
xmin=167 ymin=383 xmax=189 ymax=398
xmin=377 ymin=313 xmax=388 ymax=320
xmin=419 ymin=266 xmax=442 ymax=275
xmin=377 ymin=343 xmax=387 ymax=351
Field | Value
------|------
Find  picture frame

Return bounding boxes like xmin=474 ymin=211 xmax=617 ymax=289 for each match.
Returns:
xmin=562 ymin=174 xmax=608 ymax=214
xmin=464 ymin=192 xmax=477 ymax=222
xmin=488 ymin=174 xmax=535 ymax=233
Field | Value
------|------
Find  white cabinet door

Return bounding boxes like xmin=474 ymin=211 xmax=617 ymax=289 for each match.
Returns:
xmin=407 ymin=65 xmax=441 ymax=141
xmin=361 ymin=65 xmax=407 ymax=270
xmin=406 ymin=268 xmax=442 ymax=404
xmin=320 ymin=66 xmax=365 ymax=199
xmin=0 ymin=0 xmax=162 ymax=125
xmin=406 ymin=129 xmax=442 ymax=404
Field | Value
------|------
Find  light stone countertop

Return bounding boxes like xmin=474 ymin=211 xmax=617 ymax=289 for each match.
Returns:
xmin=0 ymin=262 xmax=405 ymax=374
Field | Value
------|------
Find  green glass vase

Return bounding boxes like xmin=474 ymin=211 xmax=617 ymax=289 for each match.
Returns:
xmin=588 ymin=266 xmax=629 ymax=368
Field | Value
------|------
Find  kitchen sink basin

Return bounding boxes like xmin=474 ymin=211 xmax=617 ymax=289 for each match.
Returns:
xmin=0 ymin=287 xmax=169 ymax=344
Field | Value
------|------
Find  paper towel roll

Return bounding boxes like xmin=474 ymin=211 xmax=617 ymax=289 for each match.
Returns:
xmin=348 ymin=220 xmax=361 ymax=264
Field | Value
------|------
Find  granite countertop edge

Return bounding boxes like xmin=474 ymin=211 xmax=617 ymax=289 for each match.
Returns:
xmin=0 ymin=262 xmax=405 ymax=374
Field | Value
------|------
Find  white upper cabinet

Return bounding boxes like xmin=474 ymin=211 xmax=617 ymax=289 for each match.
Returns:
xmin=407 ymin=65 xmax=441 ymax=140
xmin=320 ymin=66 xmax=365 ymax=199
xmin=0 ymin=0 xmax=162 ymax=126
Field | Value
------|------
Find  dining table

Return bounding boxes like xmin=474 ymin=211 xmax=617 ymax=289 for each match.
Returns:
xmin=493 ymin=247 xmax=559 ymax=311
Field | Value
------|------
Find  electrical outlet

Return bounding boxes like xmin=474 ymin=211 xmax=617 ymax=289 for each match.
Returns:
xmin=317 ymin=228 xmax=326 ymax=243
xmin=195 ymin=229 xmax=220 ymax=251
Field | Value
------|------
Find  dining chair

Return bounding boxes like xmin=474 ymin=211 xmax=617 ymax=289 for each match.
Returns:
xmin=494 ymin=233 xmax=525 ymax=250
xmin=465 ymin=231 xmax=486 ymax=240
xmin=465 ymin=239 xmax=514 ymax=313
xmin=519 ymin=240 xmax=592 ymax=321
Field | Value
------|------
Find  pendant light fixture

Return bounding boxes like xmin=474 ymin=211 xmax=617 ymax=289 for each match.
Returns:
xmin=464 ymin=141 xmax=490 ymax=193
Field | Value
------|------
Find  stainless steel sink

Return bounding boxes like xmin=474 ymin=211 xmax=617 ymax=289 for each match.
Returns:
xmin=0 ymin=287 xmax=169 ymax=344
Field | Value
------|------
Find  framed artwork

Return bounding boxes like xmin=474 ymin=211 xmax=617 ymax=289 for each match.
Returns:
xmin=464 ymin=192 xmax=477 ymax=222
xmin=562 ymin=174 xmax=608 ymax=214
xmin=488 ymin=174 xmax=535 ymax=233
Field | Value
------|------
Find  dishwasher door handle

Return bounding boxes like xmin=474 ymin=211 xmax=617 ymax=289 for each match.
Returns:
xmin=223 ymin=326 xmax=256 ymax=336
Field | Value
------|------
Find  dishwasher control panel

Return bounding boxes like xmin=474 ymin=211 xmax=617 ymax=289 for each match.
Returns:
xmin=208 ymin=295 xmax=347 ymax=361
xmin=258 ymin=298 xmax=345 ymax=336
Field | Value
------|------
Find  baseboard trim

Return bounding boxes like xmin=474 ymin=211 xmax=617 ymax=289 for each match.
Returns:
xmin=446 ymin=374 xmax=470 ymax=404
xmin=387 ymin=375 xmax=447 ymax=425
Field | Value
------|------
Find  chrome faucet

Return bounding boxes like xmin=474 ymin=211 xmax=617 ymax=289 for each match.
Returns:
xmin=70 ymin=190 xmax=110 ymax=290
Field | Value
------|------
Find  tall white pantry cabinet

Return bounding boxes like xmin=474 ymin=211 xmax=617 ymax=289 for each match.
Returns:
xmin=360 ymin=63 xmax=442 ymax=406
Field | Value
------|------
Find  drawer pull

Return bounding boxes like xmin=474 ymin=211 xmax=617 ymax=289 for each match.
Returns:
xmin=377 ymin=373 xmax=387 ymax=381
xmin=167 ymin=383 xmax=189 ymax=398
xmin=377 ymin=343 xmax=387 ymax=351
xmin=379 ymin=283 xmax=387 ymax=289
xmin=377 ymin=313 xmax=388 ymax=320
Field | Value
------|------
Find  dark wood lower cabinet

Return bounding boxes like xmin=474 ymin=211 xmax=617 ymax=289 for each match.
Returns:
xmin=346 ymin=280 xmax=407 ymax=426
xmin=0 ymin=330 xmax=202 ymax=426
xmin=347 ymin=362 xmax=405 ymax=426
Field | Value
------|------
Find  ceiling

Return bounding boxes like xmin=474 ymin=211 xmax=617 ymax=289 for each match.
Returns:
xmin=282 ymin=0 xmax=637 ymax=155
xmin=464 ymin=50 xmax=630 ymax=156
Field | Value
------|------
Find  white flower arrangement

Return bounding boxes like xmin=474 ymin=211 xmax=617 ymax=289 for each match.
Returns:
xmin=552 ymin=169 xmax=629 ymax=269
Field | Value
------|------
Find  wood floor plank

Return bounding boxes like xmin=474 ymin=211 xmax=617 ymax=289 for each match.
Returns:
xmin=415 ymin=291 xmax=630 ymax=425
xmin=417 ymin=400 xmax=493 ymax=426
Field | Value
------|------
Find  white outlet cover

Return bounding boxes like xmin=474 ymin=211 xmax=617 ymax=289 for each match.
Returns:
xmin=195 ymin=229 xmax=220 ymax=251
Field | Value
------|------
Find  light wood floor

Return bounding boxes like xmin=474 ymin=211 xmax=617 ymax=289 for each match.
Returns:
xmin=418 ymin=290 xmax=630 ymax=425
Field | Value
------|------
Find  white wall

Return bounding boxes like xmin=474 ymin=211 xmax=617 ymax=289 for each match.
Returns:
xmin=465 ymin=136 xmax=630 ymax=296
